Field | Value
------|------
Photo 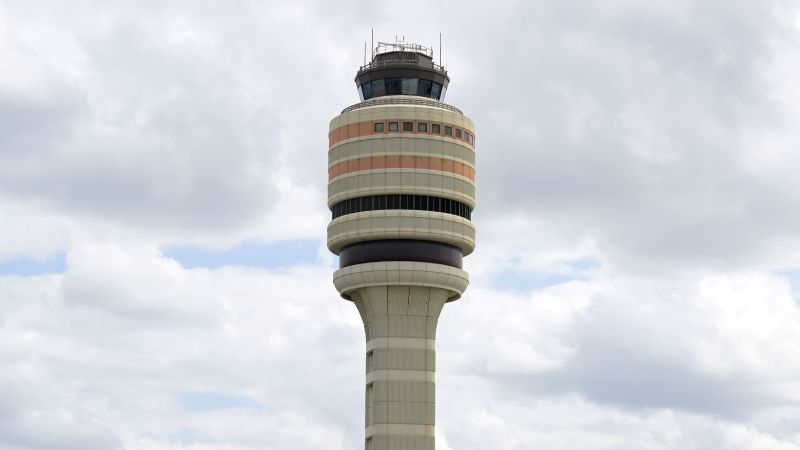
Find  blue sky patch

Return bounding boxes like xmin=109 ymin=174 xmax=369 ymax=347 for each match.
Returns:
xmin=0 ymin=252 xmax=67 ymax=276
xmin=163 ymin=239 xmax=322 ymax=270
xmin=489 ymin=258 xmax=599 ymax=291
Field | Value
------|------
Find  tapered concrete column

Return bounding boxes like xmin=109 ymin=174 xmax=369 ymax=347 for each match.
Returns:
xmin=334 ymin=262 xmax=468 ymax=450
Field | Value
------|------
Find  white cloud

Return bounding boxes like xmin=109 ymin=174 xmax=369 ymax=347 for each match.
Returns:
xmin=1 ymin=0 xmax=800 ymax=449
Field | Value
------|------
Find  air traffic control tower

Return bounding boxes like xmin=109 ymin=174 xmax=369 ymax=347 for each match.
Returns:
xmin=327 ymin=40 xmax=476 ymax=449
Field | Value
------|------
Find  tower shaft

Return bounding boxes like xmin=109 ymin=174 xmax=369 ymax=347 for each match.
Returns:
xmin=334 ymin=263 xmax=469 ymax=449
xmin=357 ymin=285 xmax=444 ymax=448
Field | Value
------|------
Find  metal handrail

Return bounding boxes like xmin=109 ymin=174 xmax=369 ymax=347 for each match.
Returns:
xmin=341 ymin=97 xmax=463 ymax=115
xmin=358 ymin=59 xmax=448 ymax=75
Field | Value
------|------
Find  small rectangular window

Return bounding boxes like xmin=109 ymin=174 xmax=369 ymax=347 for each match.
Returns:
xmin=374 ymin=122 xmax=384 ymax=132
xmin=464 ymin=131 xmax=470 ymax=141
xmin=444 ymin=126 xmax=452 ymax=136
xmin=403 ymin=121 xmax=413 ymax=131
xmin=432 ymin=124 xmax=441 ymax=134
xmin=388 ymin=122 xmax=398 ymax=132
xmin=455 ymin=129 xmax=462 ymax=138
xmin=418 ymin=122 xmax=428 ymax=132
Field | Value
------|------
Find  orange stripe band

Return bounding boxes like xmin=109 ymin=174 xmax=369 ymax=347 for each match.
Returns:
xmin=329 ymin=155 xmax=475 ymax=181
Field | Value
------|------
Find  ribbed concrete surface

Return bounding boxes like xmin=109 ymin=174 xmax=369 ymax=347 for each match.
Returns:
xmin=353 ymin=285 xmax=448 ymax=450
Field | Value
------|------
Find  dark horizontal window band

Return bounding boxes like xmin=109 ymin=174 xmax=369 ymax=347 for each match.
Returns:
xmin=331 ymin=194 xmax=472 ymax=221
xmin=339 ymin=240 xmax=463 ymax=269
xmin=358 ymin=77 xmax=446 ymax=101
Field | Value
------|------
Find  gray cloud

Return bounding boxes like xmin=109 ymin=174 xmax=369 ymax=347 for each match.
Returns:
xmin=1 ymin=0 xmax=800 ymax=449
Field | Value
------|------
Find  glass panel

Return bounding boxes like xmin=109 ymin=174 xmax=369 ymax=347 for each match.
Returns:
xmin=388 ymin=122 xmax=398 ymax=131
xmin=455 ymin=129 xmax=462 ymax=138
xmin=417 ymin=79 xmax=432 ymax=97
xmin=440 ymin=85 xmax=447 ymax=101
xmin=417 ymin=122 xmax=427 ymax=132
xmin=401 ymin=78 xmax=418 ymax=95
xmin=464 ymin=131 xmax=470 ymax=142
xmin=444 ymin=126 xmax=452 ymax=136
xmin=403 ymin=121 xmax=413 ymax=131
xmin=386 ymin=77 xmax=402 ymax=95
xmin=432 ymin=124 xmax=440 ymax=134
xmin=371 ymin=79 xmax=386 ymax=97
xmin=431 ymin=82 xmax=442 ymax=100
xmin=358 ymin=85 xmax=364 ymax=101
xmin=361 ymin=82 xmax=372 ymax=100
xmin=374 ymin=122 xmax=384 ymax=132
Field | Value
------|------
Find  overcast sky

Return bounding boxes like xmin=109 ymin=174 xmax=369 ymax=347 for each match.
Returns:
xmin=2 ymin=0 xmax=800 ymax=449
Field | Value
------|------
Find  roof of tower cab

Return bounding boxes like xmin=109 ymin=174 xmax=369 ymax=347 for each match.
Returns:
xmin=355 ymin=41 xmax=450 ymax=102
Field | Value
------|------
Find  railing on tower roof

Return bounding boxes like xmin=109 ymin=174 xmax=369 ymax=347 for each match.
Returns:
xmin=358 ymin=40 xmax=448 ymax=75
xmin=341 ymin=96 xmax=463 ymax=115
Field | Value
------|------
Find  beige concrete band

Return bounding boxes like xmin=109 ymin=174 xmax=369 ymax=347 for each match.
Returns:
xmin=327 ymin=170 xmax=475 ymax=208
xmin=366 ymin=424 xmax=435 ymax=438
xmin=369 ymin=402 xmax=435 ymax=425
xmin=333 ymin=262 xmax=469 ymax=300
xmin=369 ymin=347 xmax=435 ymax=371
xmin=369 ymin=379 xmax=435 ymax=403
xmin=366 ymin=435 xmax=434 ymax=450
xmin=327 ymin=210 xmax=476 ymax=255
xmin=330 ymin=100 xmax=475 ymax=132
xmin=367 ymin=337 xmax=436 ymax=352
xmin=366 ymin=369 xmax=436 ymax=384
xmin=330 ymin=120 xmax=475 ymax=150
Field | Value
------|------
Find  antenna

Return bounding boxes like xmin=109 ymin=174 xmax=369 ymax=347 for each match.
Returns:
xmin=439 ymin=32 xmax=442 ymax=66
xmin=371 ymin=28 xmax=374 ymax=58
